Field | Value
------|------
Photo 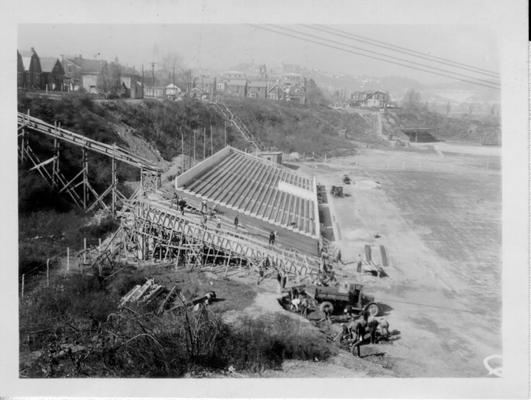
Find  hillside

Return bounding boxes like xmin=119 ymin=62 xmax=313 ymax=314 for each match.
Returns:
xmin=19 ymin=94 xmax=381 ymax=163
xmin=222 ymin=97 xmax=378 ymax=154
xmin=17 ymin=93 xmax=377 ymax=250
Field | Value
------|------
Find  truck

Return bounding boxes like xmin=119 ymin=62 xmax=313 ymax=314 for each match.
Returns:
xmin=279 ymin=282 xmax=380 ymax=320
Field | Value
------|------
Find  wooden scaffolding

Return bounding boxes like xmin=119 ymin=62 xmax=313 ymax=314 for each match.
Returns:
xmin=17 ymin=111 xmax=162 ymax=214
xmin=114 ymin=199 xmax=321 ymax=280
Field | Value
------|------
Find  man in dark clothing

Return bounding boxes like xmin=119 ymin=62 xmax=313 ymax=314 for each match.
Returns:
xmin=269 ymin=231 xmax=276 ymax=246
xmin=350 ymin=317 xmax=367 ymax=357
xmin=173 ymin=192 xmax=180 ymax=209
xmin=234 ymin=214 xmax=239 ymax=229
xmin=178 ymin=199 xmax=187 ymax=215
xmin=367 ymin=317 xmax=380 ymax=344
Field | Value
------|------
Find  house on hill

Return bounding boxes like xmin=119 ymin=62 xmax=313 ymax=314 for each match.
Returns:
xmin=267 ymin=81 xmax=282 ymax=101
xmin=165 ymin=83 xmax=182 ymax=100
xmin=225 ymin=79 xmax=247 ymax=97
xmin=283 ymin=84 xmax=306 ymax=104
xmin=120 ymin=66 xmax=143 ymax=98
xmin=17 ymin=48 xmax=42 ymax=89
xmin=40 ymin=57 xmax=65 ymax=91
xmin=351 ymin=90 xmax=390 ymax=109
xmin=222 ymin=71 xmax=246 ymax=80
xmin=247 ymin=80 xmax=268 ymax=99
xmin=192 ymin=75 xmax=217 ymax=99
xmin=62 ymin=55 xmax=104 ymax=93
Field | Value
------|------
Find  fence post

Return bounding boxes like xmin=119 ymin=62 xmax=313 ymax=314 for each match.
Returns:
xmin=46 ymin=259 xmax=50 ymax=287
xmin=66 ymin=247 xmax=70 ymax=272
xmin=21 ymin=274 xmax=25 ymax=299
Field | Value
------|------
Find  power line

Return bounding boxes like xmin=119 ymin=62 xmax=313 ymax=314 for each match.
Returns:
xmin=249 ymin=24 xmax=499 ymax=90
xmin=305 ymin=24 xmax=499 ymax=78
xmin=262 ymin=25 xmax=499 ymax=88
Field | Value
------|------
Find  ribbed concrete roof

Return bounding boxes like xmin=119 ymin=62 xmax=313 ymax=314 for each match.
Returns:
xmin=177 ymin=147 xmax=318 ymax=236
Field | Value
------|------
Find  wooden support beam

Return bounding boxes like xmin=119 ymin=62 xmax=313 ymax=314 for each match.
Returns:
xmin=52 ymin=135 xmax=60 ymax=187
xmin=86 ymin=181 xmax=109 ymax=211
xmin=111 ymin=145 xmax=117 ymax=215
xmin=86 ymin=183 xmax=113 ymax=212
xmin=58 ymin=168 xmax=84 ymax=193
xmin=20 ymin=128 xmax=25 ymax=162
xmin=82 ymin=147 xmax=88 ymax=209
xmin=29 ymin=155 xmax=57 ymax=172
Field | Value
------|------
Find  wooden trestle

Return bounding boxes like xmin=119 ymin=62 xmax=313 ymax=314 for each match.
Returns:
xmin=17 ymin=111 xmax=162 ymax=213
xmin=118 ymin=199 xmax=321 ymax=280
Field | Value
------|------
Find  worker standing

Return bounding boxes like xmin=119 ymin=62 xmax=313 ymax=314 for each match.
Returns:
xmin=201 ymin=200 xmax=208 ymax=214
xmin=356 ymin=254 xmax=363 ymax=273
xmin=234 ymin=214 xmax=239 ymax=230
xmin=178 ymin=199 xmax=186 ymax=215
xmin=351 ymin=317 xmax=367 ymax=357
xmin=377 ymin=318 xmax=390 ymax=340
xmin=269 ymin=231 xmax=276 ymax=246
xmin=367 ymin=316 xmax=379 ymax=344
xmin=276 ymin=272 xmax=282 ymax=293
xmin=336 ymin=248 xmax=343 ymax=264
xmin=173 ymin=192 xmax=180 ymax=209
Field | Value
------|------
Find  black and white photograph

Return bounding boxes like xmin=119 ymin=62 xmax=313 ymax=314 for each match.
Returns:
xmin=0 ymin=0 xmax=529 ymax=398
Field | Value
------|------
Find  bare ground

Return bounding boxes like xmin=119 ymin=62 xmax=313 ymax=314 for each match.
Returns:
xmin=294 ymin=145 xmax=501 ymax=377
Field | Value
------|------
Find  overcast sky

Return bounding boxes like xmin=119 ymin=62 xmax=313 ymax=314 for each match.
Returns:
xmin=18 ymin=24 xmax=498 ymax=84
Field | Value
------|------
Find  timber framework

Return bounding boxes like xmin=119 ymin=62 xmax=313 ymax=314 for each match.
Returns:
xmin=18 ymin=111 xmax=162 ymax=213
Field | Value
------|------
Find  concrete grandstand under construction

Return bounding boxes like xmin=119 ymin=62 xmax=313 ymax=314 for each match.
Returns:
xmin=175 ymin=146 xmax=321 ymax=256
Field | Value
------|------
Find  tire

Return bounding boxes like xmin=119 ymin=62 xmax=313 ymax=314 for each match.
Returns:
xmin=365 ymin=302 xmax=380 ymax=317
xmin=319 ymin=301 xmax=334 ymax=315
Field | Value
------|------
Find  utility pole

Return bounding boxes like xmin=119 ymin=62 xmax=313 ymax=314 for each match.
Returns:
xmin=193 ymin=130 xmax=196 ymax=164
xmin=210 ymin=124 xmax=213 ymax=155
xmin=203 ymin=127 xmax=206 ymax=159
xmin=151 ymin=62 xmax=156 ymax=87
xmin=141 ymin=64 xmax=145 ymax=98
xmin=181 ymin=129 xmax=184 ymax=172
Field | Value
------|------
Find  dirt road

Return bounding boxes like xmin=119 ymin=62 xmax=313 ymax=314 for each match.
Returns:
xmin=296 ymin=145 xmax=501 ymax=377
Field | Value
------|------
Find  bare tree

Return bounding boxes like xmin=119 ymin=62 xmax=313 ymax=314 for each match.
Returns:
xmin=402 ymin=89 xmax=422 ymax=109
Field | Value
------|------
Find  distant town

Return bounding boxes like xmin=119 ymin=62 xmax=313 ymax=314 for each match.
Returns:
xmin=18 ymin=47 xmax=397 ymax=110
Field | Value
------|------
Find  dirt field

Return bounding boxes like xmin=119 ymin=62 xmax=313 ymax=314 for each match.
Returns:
xmin=295 ymin=144 xmax=501 ymax=377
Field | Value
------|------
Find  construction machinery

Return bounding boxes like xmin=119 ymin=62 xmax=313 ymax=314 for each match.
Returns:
xmin=279 ymin=281 xmax=380 ymax=320
xmin=331 ymin=185 xmax=344 ymax=197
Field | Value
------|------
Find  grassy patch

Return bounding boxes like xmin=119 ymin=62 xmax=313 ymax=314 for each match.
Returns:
xmin=18 ymin=209 xmax=119 ymax=277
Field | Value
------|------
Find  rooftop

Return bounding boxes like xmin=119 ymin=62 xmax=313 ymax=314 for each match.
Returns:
xmin=63 ymin=56 xmax=103 ymax=74
xmin=39 ymin=57 xmax=61 ymax=73
xmin=248 ymin=80 xmax=268 ymax=88
xmin=226 ymin=79 xmax=247 ymax=86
